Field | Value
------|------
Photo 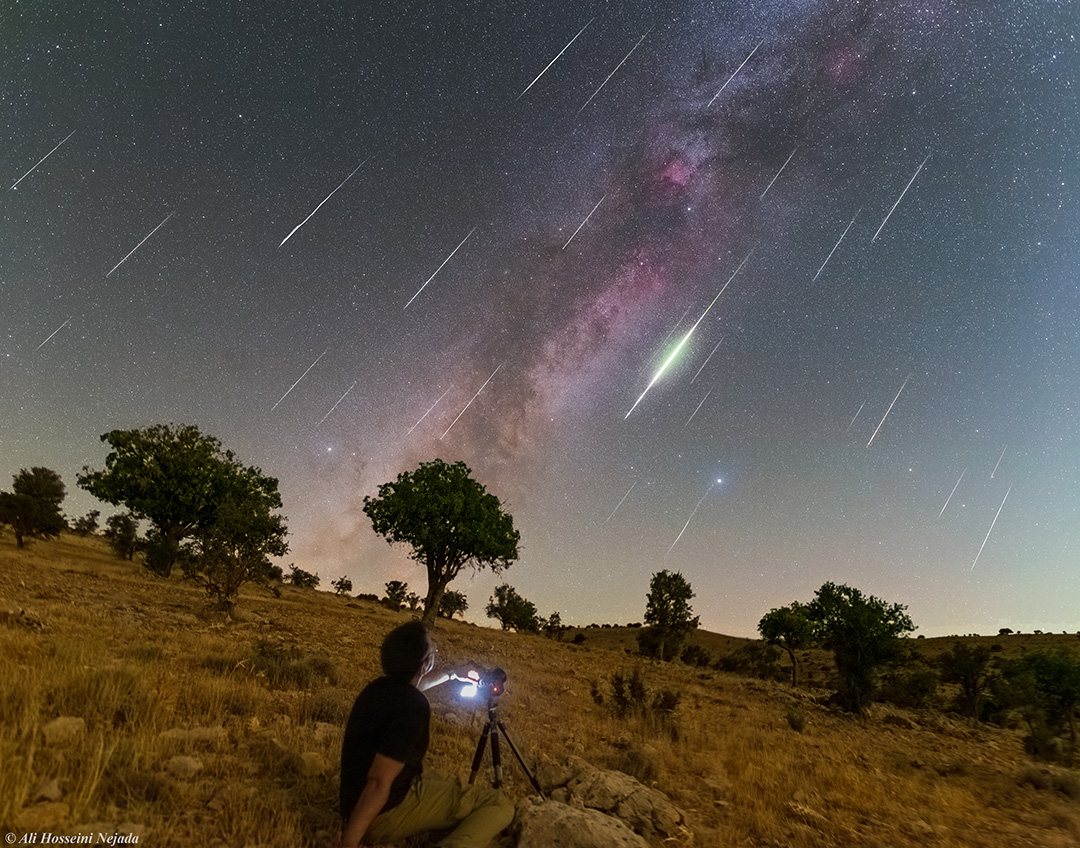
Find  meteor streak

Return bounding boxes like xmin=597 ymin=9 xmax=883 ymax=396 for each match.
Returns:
xmin=36 ymin=317 xmax=72 ymax=350
xmin=939 ymin=468 xmax=966 ymax=518
xmin=871 ymin=153 xmax=930 ymax=243
xmin=106 ymin=212 xmax=175 ymax=278
xmin=271 ymin=350 xmax=327 ymax=411
xmin=708 ymin=39 xmax=763 ymax=107
xmin=846 ymin=401 xmax=865 ymax=431
xmin=813 ymin=210 xmax=859 ymax=282
xmin=562 ymin=194 xmax=606 ymax=249
xmin=316 ymin=381 xmax=356 ymax=427
xmin=691 ymin=337 xmax=723 ymax=383
xmin=406 ymin=386 xmax=453 ymax=436
xmin=970 ymin=486 xmax=1011 ymax=571
xmin=441 ymin=364 xmax=502 ymax=440
xmin=578 ymin=27 xmax=653 ymax=115
xmin=866 ymin=374 xmax=911 ymax=447
xmin=405 ymin=227 xmax=476 ymax=309
xmin=603 ymin=481 xmax=637 ymax=524
xmin=625 ymin=251 xmax=750 ymax=419
xmin=684 ymin=390 xmax=712 ymax=428
xmin=517 ymin=18 xmax=593 ymax=100
xmin=667 ymin=481 xmax=718 ymax=556
xmin=279 ymin=157 xmax=369 ymax=248
xmin=990 ymin=444 xmax=1007 ymax=479
xmin=10 ymin=130 xmax=75 ymax=190
xmin=759 ymin=147 xmax=797 ymax=200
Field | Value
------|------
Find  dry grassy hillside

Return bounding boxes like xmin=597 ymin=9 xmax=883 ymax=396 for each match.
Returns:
xmin=1 ymin=533 xmax=1078 ymax=847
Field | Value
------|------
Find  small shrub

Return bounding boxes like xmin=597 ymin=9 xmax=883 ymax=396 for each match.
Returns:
xmin=680 ymin=644 xmax=711 ymax=667
xmin=786 ymin=706 xmax=808 ymax=732
xmin=573 ymin=633 xmax=585 ymax=645
xmin=877 ymin=666 xmax=939 ymax=709
xmin=249 ymin=639 xmax=336 ymax=689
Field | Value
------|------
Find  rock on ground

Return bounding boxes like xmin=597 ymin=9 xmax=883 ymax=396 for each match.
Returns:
xmin=514 ymin=798 xmax=650 ymax=848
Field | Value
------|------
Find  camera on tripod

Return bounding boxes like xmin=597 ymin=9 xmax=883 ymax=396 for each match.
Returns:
xmin=454 ymin=667 xmax=507 ymax=701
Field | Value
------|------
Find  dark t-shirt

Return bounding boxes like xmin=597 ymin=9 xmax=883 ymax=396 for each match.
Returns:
xmin=339 ymin=676 xmax=430 ymax=818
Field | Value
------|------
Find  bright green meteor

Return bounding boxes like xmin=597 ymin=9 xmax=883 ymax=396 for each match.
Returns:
xmin=624 ymin=251 xmax=751 ymax=419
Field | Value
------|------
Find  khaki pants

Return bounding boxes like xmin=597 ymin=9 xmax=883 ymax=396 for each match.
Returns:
xmin=366 ymin=773 xmax=515 ymax=848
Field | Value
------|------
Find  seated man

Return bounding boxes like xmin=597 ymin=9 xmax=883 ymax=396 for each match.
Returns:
xmin=338 ymin=620 xmax=514 ymax=848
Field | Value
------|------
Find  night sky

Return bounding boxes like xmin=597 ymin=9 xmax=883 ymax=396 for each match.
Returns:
xmin=3 ymin=0 xmax=1077 ymax=637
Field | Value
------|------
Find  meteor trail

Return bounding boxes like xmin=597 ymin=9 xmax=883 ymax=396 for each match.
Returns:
xmin=813 ymin=210 xmax=859 ymax=282
xmin=316 ymin=381 xmax=356 ymax=427
xmin=691 ymin=337 xmax=723 ymax=383
xmin=708 ymin=39 xmax=763 ymax=107
xmin=970 ymin=486 xmax=1011 ymax=571
xmin=847 ymin=401 xmax=866 ymax=431
xmin=271 ymin=350 xmax=327 ymax=411
xmin=36 ymin=317 xmax=72 ymax=350
xmin=279 ymin=157 xmax=369 ymax=248
xmin=517 ymin=18 xmax=593 ymax=100
xmin=939 ymin=468 xmax=966 ymax=518
xmin=604 ymin=481 xmax=637 ymax=524
xmin=441 ymin=364 xmax=502 ymax=440
xmin=871 ymin=153 xmax=930 ymax=243
xmin=106 ymin=212 xmax=175 ymax=278
xmin=625 ymin=251 xmax=751 ymax=419
xmin=406 ymin=386 xmax=453 ymax=436
xmin=866 ymin=374 xmax=911 ymax=447
xmin=562 ymin=194 xmax=606 ymax=249
xmin=760 ymin=147 xmax=797 ymax=200
xmin=405 ymin=227 xmax=476 ymax=309
xmin=684 ymin=390 xmax=712 ymax=428
xmin=10 ymin=130 xmax=75 ymax=191
xmin=990 ymin=444 xmax=1007 ymax=479
xmin=667 ymin=481 xmax=718 ymax=556
xmin=578 ymin=27 xmax=653 ymax=115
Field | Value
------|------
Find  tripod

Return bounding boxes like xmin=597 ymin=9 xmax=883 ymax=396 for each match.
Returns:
xmin=468 ymin=694 xmax=545 ymax=798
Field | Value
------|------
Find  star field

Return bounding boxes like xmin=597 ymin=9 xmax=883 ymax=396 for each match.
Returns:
xmin=2 ymin=0 xmax=1077 ymax=637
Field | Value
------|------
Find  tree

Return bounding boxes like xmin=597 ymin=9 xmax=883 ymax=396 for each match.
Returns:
xmin=485 ymin=584 xmax=540 ymax=632
xmin=437 ymin=590 xmax=468 ymax=619
xmin=758 ymin=602 xmax=818 ymax=686
xmin=638 ymin=569 xmax=699 ymax=662
xmin=78 ymin=424 xmax=276 ymax=577
xmin=0 ymin=467 xmax=67 ymax=548
xmin=332 ymin=576 xmax=353 ymax=596
xmin=384 ymin=580 xmax=409 ymax=608
xmin=937 ymin=642 xmax=995 ymax=718
xmin=103 ymin=512 xmax=140 ymax=560
xmin=363 ymin=459 xmax=520 ymax=627
xmin=288 ymin=565 xmax=320 ymax=589
xmin=181 ymin=463 xmax=289 ymax=612
xmin=806 ymin=582 xmax=915 ymax=713
xmin=543 ymin=611 xmax=566 ymax=641
xmin=405 ymin=592 xmax=422 ymax=611
xmin=72 ymin=510 xmax=101 ymax=536
xmin=1007 ymin=649 xmax=1080 ymax=763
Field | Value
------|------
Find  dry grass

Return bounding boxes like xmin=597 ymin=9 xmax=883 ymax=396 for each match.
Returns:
xmin=1 ymin=532 xmax=1078 ymax=847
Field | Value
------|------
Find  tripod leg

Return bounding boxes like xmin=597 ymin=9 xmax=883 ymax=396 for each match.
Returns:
xmin=496 ymin=720 xmax=545 ymax=798
xmin=468 ymin=722 xmax=492 ymax=785
xmin=490 ymin=725 xmax=503 ymax=789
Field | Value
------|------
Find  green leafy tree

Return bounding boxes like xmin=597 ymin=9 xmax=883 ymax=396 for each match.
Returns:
xmin=103 ymin=512 xmax=140 ymax=560
xmin=937 ymin=642 xmax=995 ymax=718
xmin=806 ymin=582 xmax=915 ymax=713
xmin=1007 ymin=649 xmax=1080 ymax=763
xmin=332 ymin=576 xmax=353 ymax=596
xmin=72 ymin=510 xmax=101 ymax=536
xmin=405 ymin=592 xmax=422 ymax=611
xmin=543 ymin=611 xmax=566 ymax=641
xmin=0 ymin=467 xmax=67 ymax=548
xmin=78 ymin=424 xmax=268 ymax=577
xmin=437 ymin=589 xmax=468 ymax=619
xmin=363 ymin=459 xmax=520 ymax=627
xmin=485 ymin=583 xmax=540 ymax=632
xmin=384 ymin=580 xmax=409 ymax=607
xmin=638 ymin=569 xmax=699 ymax=662
xmin=288 ymin=565 xmax=320 ymax=589
xmin=758 ymin=602 xmax=818 ymax=686
xmin=181 ymin=464 xmax=288 ymax=611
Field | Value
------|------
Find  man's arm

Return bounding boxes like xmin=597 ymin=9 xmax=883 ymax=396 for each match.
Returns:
xmin=337 ymin=753 xmax=405 ymax=848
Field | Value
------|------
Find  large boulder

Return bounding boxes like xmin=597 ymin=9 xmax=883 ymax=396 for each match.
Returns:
xmin=536 ymin=756 xmax=687 ymax=843
xmin=515 ymin=798 xmax=650 ymax=848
